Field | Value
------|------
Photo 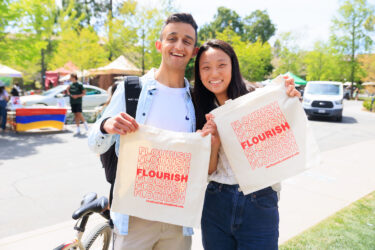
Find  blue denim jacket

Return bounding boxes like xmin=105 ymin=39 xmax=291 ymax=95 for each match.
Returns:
xmin=88 ymin=69 xmax=195 ymax=236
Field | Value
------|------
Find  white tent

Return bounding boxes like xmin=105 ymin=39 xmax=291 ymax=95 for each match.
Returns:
xmin=0 ymin=64 xmax=22 ymax=77
xmin=363 ymin=82 xmax=375 ymax=95
xmin=58 ymin=70 xmax=90 ymax=82
xmin=344 ymin=82 xmax=356 ymax=86
xmin=89 ymin=55 xmax=142 ymax=76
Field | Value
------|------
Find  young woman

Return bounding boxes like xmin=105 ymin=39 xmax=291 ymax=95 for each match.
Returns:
xmin=193 ymin=39 xmax=300 ymax=250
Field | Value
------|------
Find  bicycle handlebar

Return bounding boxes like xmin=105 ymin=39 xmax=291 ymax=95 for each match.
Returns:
xmin=72 ymin=196 xmax=109 ymax=220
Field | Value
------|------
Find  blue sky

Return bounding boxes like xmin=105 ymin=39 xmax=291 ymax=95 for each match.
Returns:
xmin=138 ymin=0 xmax=375 ymax=50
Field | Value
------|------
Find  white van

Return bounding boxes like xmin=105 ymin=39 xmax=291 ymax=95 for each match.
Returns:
xmin=302 ymin=81 xmax=344 ymax=121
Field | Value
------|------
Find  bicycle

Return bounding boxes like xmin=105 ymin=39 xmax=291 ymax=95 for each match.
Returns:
xmin=54 ymin=192 xmax=112 ymax=250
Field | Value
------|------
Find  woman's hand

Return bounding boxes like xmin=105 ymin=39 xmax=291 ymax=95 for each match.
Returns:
xmin=200 ymin=114 xmax=221 ymax=150
xmin=199 ymin=114 xmax=221 ymax=174
xmin=283 ymin=76 xmax=301 ymax=98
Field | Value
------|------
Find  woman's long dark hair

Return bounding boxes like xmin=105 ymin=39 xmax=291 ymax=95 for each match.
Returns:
xmin=193 ymin=39 xmax=250 ymax=129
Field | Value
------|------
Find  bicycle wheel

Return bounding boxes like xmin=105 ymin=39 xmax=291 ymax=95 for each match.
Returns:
xmin=83 ymin=222 xmax=112 ymax=250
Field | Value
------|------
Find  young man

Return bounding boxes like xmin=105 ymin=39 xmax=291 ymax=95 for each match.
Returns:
xmin=88 ymin=13 xmax=198 ymax=249
xmin=67 ymin=73 xmax=88 ymax=135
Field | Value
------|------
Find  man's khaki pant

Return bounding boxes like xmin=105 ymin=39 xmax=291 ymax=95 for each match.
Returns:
xmin=113 ymin=216 xmax=192 ymax=250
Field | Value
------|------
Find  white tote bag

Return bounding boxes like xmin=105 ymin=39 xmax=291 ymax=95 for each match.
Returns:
xmin=211 ymin=76 xmax=320 ymax=195
xmin=111 ymin=125 xmax=211 ymax=228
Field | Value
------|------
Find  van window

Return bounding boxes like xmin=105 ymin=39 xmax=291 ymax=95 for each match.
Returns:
xmin=306 ymin=84 xmax=341 ymax=95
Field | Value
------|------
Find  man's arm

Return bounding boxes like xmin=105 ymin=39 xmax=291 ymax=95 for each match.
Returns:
xmin=66 ymin=85 xmax=71 ymax=96
xmin=199 ymin=114 xmax=221 ymax=175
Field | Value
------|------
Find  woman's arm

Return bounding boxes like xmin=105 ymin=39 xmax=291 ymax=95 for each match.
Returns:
xmin=200 ymin=114 xmax=221 ymax=174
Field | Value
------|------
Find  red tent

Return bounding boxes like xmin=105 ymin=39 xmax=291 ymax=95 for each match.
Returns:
xmin=45 ymin=61 xmax=79 ymax=89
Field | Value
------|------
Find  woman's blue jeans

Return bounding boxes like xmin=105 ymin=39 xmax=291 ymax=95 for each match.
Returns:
xmin=201 ymin=181 xmax=279 ymax=250
xmin=0 ymin=100 xmax=7 ymax=129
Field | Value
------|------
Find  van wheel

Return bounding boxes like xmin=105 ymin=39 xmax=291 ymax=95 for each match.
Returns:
xmin=336 ymin=115 xmax=342 ymax=122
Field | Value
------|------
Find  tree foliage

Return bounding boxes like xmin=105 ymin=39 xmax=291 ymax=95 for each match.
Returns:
xmin=358 ymin=54 xmax=375 ymax=82
xmin=198 ymin=7 xmax=275 ymax=44
xmin=272 ymin=32 xmax=305 ymax=77
xmin=330 ymin=0 xmax=375 ymax=84
xmin=5 ymin=0 xmax=58 ymax=84
xmin=216 ymin=27 xmax=273 ymax=81
xmin=243 ymin=10 xmax=275 ymax=43
xmin=304 ymin=41 xmax=353 ymax=82
xmin=61 ymin=0 xmax=109 ymax=29
xmin=1 ymin=0 xmax=374 ymax=88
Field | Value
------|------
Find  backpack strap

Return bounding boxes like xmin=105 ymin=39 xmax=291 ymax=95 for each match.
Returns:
xmin=124 ymin=76 xmax=141 ymax=117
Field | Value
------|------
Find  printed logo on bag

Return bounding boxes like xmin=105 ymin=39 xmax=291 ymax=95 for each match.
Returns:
xmin=134 ymin=147 xmax=191 ymax=208
xmin=231 ymin=101 xmax=299 ymax=169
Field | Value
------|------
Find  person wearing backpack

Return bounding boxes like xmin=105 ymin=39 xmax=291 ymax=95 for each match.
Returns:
xmin=88 ymin=13 xmax=199 ymax=250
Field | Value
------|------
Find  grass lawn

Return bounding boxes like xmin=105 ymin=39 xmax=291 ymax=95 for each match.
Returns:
xmin=280 ymin=191 xmax=375 ymax=249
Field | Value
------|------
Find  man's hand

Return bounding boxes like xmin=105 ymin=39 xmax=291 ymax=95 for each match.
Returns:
xmin=283 ymin=76 xmax=301 ymax=98
xmin=103 ymin=112 xmax=139 ymax=135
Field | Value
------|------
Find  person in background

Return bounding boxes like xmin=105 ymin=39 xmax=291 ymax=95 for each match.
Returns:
xmin=353 ymin=87 xmax=359 ymax=101
xmin=83 ymin=77 xmax=90 ymax=85
xmin=67 ymin=73 xmax=88 ymax=135
xmin=0 ymin=80 xmax=9 ymax=132
xmin=11 ymin=82 xmax=21 ymax=96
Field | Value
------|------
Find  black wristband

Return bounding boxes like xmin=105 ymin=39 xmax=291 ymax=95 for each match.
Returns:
xmin=100 ymin=117 xmax=110 ymax=134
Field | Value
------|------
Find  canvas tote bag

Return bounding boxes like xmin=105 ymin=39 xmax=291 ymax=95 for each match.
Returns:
xmin=211 ymin=76 xmax=320 ymax=195
xmin=111 ymin=124 xmax=211 ymax=227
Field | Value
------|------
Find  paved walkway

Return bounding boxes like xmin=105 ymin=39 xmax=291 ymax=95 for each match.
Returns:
xmin=1 ymin=137 xmax=374 ymax=249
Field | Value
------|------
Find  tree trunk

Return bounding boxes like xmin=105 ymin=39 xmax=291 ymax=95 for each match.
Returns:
xmin=41 ymin=49 xmax=46 ymax=90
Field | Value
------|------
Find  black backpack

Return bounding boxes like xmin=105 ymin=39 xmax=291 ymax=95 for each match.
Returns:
xmin=100 ymin=76 xmax=141 ymax=205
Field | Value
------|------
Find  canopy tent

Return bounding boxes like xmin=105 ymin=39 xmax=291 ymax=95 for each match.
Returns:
xmin=344 ymin=82 xmax=357 ymax=86
xmin=47 ymin=61 xmax=79 ymax=76
xmin=58 ymin=70 xmax=89 ymax=82
xmin=0 ymin=64 xmax=23 ymax=78
xmin=89 ymin=55 xmax=142 ymax=76
xmin=284 ymin=72 xmax=307 ymax=86
xmin=45 ymin=61 xmax=80 ymax=88
xmin=363 ymin=82 xmax=375 ymax=95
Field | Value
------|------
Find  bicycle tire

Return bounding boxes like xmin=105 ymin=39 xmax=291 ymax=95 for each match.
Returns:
xmin=83 ymin=222 xmax=112 ymax=250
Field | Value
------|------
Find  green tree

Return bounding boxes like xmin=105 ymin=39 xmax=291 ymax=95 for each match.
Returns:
xmin=51 ymin=3 xmax=107 ymax=71
xmin=243 ymin=10 xmax=276 ymax=43
xmin=304 ymin=41 xmax=357 ymax=82
xmin=216 ymin=27 xmax=273 ymax=81
xmin=198 ymin=7 xmax=243 ymax=42
xmin=305 ymin=42 xmax=331 ymax=81
xmin=198 ymin=7 xmax=276 ymax=45
xmin=51 ymin=27 xmax=108 ymax=71
xmin=61 ymin=0 xmax=108 ymax=28
xmin=134 ymin=0 xmax=176 ymax=73
xmin=0 ymin=0 xmax=20 ymax=69
xmin=6 ymin=0 xmax=58 ymax=87
xmin=272 ymin=32 xmax=305 ymax=77
xmin=105 ymin=0 xmax=138 ymax=62
xmin=331 ymin=0 xmax=375 ymax=92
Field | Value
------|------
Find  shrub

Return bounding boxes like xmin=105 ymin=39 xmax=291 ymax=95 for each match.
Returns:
xmin=363 ymin=98 xmax=375 ymax=112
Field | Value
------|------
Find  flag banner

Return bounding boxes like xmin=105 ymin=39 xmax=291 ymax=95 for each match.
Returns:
xmin=15 ymin=108 xmax=67 ymax=131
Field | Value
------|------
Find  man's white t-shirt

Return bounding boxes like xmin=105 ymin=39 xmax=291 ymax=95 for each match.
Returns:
xmin=145 ymin=81 xmax=191 ymax=133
